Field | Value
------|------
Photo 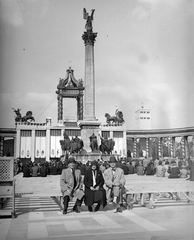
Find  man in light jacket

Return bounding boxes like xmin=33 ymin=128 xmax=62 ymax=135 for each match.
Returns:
xmin=60 ymin=157 xmax=85 ymax=214
xmin=103 ymin=156 xmax=126 ymax=212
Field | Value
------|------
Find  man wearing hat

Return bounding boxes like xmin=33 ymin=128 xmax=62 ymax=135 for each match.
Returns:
xmin=103 ymin=156 xmax=126 ymax=212
xmin=60 ymin=157 xmax=85 ymax=214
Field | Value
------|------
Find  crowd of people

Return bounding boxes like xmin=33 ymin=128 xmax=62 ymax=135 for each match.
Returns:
xmin=14 ymin=156 xmax=194 ymax=179
xmin=14 ymin=155 xmax=194 ymax=214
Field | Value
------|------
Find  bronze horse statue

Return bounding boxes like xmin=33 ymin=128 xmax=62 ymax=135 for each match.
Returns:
xmin=105 ymin=109 xmax=124 ymax=124
xmin=13 ymin=108 xmax=35 ymax=122
xmin=99 ymin=135 xmax=115 ymax=154
xmin=60 ymin=132 xmax=84 ymax=154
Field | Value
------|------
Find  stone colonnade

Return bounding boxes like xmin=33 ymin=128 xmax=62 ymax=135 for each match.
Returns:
xmin=131 ymin=136 xmax=192 ymax=158
xmin=127 ymin=127 xmax=194 ymax=159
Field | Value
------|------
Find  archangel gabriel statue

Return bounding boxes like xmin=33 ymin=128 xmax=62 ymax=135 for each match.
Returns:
xmin=83 ymin=8 xmax=95 ymax=32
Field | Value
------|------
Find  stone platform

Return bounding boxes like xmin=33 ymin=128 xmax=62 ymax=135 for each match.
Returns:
xmin=71 ymin=153 xmax=120 ymax=163
xmin=1 ymin=196 xmax=194 ymax=240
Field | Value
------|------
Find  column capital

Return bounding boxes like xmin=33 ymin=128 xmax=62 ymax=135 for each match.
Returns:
xmin=82 ymin=31 xmax=97 ymax=46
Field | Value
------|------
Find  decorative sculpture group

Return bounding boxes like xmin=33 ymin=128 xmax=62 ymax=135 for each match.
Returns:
xmin=99 ymin=135 xmax=115 ymax=154
xmin=105 ymin=109 xmax=124 ymax=125
xmin=89 ymin=133 xmax=115 ymax=154
xmin=60 ymin=132 xmax=84 ymax=154
xmin=12 ymin=108 xmax=35 ymax=123
xmin=60 ymin=131 xmax=115 ymax=155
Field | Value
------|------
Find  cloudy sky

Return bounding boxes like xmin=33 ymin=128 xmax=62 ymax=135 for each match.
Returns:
xmin=0 ymin=0 xmax=193 ymax=130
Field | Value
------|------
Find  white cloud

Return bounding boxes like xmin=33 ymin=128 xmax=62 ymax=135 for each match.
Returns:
xmin=131 ymin=6 xmax=150 ymax=20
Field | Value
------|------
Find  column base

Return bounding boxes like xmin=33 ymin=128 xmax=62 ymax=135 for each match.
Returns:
xmin=78 ymin=121 xmax=101 ymax=153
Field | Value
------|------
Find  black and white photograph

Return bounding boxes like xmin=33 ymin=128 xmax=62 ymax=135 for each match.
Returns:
xmin=0 ymin=0 xmax=194 ymax=240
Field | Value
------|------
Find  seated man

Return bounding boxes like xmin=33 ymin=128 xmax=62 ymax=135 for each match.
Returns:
xmin=103 ymin=156 xmax=126 ymax=212
xmin=60 ymin=157 xmax=85 ymax=214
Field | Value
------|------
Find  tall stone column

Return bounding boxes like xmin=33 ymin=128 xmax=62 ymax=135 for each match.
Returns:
xmin=158 ymin=137 xmax=162 ymax=158
xmin=13 ymin=135 xmax=17 ymax=159
xmin=46 ymin=129 xmax=50 ymax=162
xmin=16 ymin=129 xmax=20 ymax=159
xmin=184 ymin=136 xmax=188 ymax=158
xmin=181 ymin=137 xmax=185 ymax=158
xmin=82 ymin=29 xmax=97 ymax=121
xmin=77 ymin=94 xmax=84 ymax=121
xmin=0 ymin=136 xmax=4 ymax=157
xmin=170 ymin=137 xmax=176 ymax=157
xmin=79 ymin=9 xmax=101 ymax=152
xmin=31 ymin=130 xmax=35 ymax=162
xmin=146 ymin=138 xmax=149 ymax=157
xmin=133 ymin=138 xmax=137 ymax=158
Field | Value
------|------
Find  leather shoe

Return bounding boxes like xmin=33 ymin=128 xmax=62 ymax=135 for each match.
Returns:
xmin=94 ymin=204 xmax=100 ymax=212
xmin=88 ymin=206 xmax=93 ymax=212
xmin=63 ymin=209 xmax=67 ymax=214
xmin=115 ymin=207 xmax=122 ymax=213
xmin=73 ymin=205 xmax=80 ymax=213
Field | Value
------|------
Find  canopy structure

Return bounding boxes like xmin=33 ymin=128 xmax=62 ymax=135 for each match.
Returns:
xmin=56 ymin=67 xmax=85 ymax=121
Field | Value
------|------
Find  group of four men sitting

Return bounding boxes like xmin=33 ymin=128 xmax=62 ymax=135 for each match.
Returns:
xmin=60 ymin=156 xmax=125 ymax=214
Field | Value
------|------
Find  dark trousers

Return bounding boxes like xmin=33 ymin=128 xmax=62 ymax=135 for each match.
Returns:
xmin=63 ymin=195 xmax=84 ymax=211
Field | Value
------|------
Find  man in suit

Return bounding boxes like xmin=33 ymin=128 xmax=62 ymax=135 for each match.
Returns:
xmin=103 ymin=156 xmax=126 ymax=212
xmin=60 ymin=157 xmax=85 ymax=214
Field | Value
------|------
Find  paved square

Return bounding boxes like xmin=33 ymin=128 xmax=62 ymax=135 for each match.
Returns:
xmin=0 ymin=196 xmax=194 ymax=240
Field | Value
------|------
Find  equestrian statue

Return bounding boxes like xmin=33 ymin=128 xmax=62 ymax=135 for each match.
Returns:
xmin=60 ymin=132 xmax=84 ymax=154
xmin=99 ymin=134 xmax=115 ymax=154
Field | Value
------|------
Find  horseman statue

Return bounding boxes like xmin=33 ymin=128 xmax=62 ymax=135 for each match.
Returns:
xmin=99 ymin=134 xmax=115 ymax=154
xmin=13 ymin=108 xmax=35 ymax=122
xmin=105 ymin=109 xmax=124 ymax=125
xmin=60 ymin=131 xmax=84 ymax=154
xmin=89 ymin=133 xmax=99 ymax=152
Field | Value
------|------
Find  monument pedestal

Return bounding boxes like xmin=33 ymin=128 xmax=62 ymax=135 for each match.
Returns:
xmin=78 ymin=121 xmax=101 ymax=153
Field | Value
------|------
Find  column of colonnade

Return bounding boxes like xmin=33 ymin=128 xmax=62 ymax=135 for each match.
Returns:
xmin=146 ymin=138 xmax=149 ymax=157
xmin=158 ymin=137 xmax=161 ymax=157
xmin=132 ymin=135 xmax=193 ymax=158
xmin=57 ymin=95 xmax=63 ymax=121
xmin=133 ymin=138 xmax=137 ymax=158
xmin=0 ymin=136 xmax=4 ymax=157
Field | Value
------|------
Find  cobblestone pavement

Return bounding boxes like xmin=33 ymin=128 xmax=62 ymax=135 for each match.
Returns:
xmin=0 ymin=196 xmax=194 ymax=240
